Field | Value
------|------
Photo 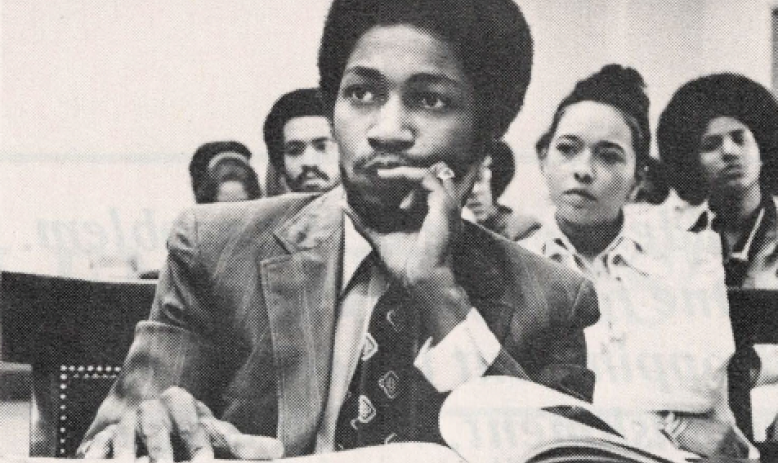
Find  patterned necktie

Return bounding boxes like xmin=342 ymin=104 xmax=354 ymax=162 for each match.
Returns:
xmin=333 ymin=271 xmax=420 ymax=450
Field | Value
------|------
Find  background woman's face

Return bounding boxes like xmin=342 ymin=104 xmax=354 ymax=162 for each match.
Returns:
xmin=216 ymin=180 xmax=249 ymax=202
xmin=698 ymin=116 xmax=762 ymax=199
xmin=542 ymin=101 xmax=637 ymax=226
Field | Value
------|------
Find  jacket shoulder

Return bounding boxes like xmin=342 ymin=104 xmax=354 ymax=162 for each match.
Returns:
xmin=466 ymin=222 xmax=597 ymax=322
xmin=487 ymin=224 xmax=591 ymax=293
xmin=188 ymin=193 xmax=317 ymax=240
xmin=166 ymin=193 xmax=320 ymax=265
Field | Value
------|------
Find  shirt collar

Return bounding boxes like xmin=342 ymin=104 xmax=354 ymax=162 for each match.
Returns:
xmin=535 ymin=209 xmax=650 ymax=276
xmin=663 ymin=190 xmax=712 ymax=232
xmin=687 ymin=194 xmax=774 ymax=260
xmin=341 ymin=203 xmax=374 ymax=294
xmin=729 ymin=206 xmax=766 ymax=262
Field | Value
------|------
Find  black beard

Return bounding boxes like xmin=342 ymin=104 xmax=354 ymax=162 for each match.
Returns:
xmin=342 ymin=174 xmax=427 ymax=233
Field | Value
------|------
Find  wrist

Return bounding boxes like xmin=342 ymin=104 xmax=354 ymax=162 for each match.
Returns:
xmin=405 ymin=271 xmax=471 ymax=344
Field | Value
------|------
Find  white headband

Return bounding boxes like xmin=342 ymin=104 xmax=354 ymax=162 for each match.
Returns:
xmin=207 ymin=152 xmax=250 ymax=172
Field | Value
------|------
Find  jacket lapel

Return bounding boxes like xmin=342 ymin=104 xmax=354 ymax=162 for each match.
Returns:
xmin=260 ymin=188 xmax=345 ymax=456
xmin=260 ymin=201 xmax=524 ymax=453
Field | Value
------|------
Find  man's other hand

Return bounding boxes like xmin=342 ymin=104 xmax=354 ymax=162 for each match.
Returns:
xmin=77 ymin=386 xmax=284 ymax=462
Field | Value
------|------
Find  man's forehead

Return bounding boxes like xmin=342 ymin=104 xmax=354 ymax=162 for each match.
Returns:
xmin=344 ymin=25 xmax=468 ymax=87
xmin=703 ymin=116 xmax=749 ymax=137
xmin=283 ymin=115 xmax=333 ymax=142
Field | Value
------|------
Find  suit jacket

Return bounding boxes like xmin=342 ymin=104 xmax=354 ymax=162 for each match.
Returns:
xmin=85 ymin=188 xmax=599 ymax=456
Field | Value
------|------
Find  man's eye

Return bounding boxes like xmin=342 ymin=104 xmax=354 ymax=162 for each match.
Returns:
xmin=416 ymin=92 xmax=449 ymax=110
xmin=731 ymin=131 xmax=745 ymax=145
xmin=344 ymin=85 xmax=376 ymax=104
xmin=598 ymin=149 xmax=624 ymax=164
xmin=555 ymin=142 xmax=577 ymax=155
xmin=699 ymin=137 xmax=721 ymax=152
xmin=313 ymin=140 xmax=332 ymax=152
xmin=284 ymin=144 xmax=304 ymax=156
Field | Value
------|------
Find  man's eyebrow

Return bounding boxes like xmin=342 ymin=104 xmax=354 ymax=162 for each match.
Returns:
xmin=408 ymin=72 xmax=466 ymax=89
xmin=342 ymin=66 xmax=384 ymax=81
xmin=597 ymin=141 xmax=626 ymax=152
xmin=343 ymin=67 xmax=465 ymax=89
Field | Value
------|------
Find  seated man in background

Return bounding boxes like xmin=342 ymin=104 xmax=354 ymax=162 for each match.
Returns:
xmin=264 ymin=88 xmax=341 ymax=195
xmin=188 ymin=141 xmax=263 ymax=204
xmin=464 ymin=140 xmax=539 ymax=240
xmin=79 ymin=0 xmax=599 ymax=460
xmin=658 ymin=73 xmax=778 ymax=289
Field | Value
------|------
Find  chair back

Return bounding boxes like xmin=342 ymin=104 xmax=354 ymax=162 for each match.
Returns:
xmin=1 ymin=271 xmax=156 ymax=457
xmin=727 ymin=288 xmax=778 ymax=449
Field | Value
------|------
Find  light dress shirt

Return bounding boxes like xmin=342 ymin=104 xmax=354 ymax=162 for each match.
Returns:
xmin=314 ymin=208 xmax=501 ymax=452
xmin=520 ymin=207 xmax=753 ymax=455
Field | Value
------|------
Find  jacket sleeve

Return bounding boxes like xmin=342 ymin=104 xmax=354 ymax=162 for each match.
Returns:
xmin=82 ymin=208 xmax=223 ymax=443
xmin=485 ymin=278 xmax=599 ymax=402
xmin=532 ymin=279 xmax=599 ymax=402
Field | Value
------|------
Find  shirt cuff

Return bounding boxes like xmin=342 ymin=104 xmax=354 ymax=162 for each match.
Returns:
xmin=413 ymin=308 xmax=501 ymax=392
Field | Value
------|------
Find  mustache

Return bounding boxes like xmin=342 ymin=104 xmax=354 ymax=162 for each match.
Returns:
xmin=293 ymin=166 xmax=329 ymax=183
xmin=353 ymin=152 xmax=470 ymax=178
xmin=353 ymin=153 xmax=425 ymax=174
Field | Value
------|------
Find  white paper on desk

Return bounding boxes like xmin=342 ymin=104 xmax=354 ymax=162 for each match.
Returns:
xmin=277 ymin=442 xmax=465 ymax=463
xmin=1 ymin=444 xmax=465 ymax=463
xmin=440 ymin=376 xmax=690 ymax=463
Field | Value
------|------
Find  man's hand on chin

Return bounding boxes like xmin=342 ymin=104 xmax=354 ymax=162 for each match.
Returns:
xmin=346 ymin=161 xmax=476 ymax=344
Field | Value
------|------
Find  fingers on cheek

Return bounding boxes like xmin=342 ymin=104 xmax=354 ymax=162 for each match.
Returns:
xmin=423 ymin=174 xmax=458 ymax=210
xmin=399 ymin=189 xmax=420 ymax=210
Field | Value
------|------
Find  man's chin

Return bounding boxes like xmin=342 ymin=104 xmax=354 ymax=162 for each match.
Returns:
xmin=354 ymin=202 xmax=426 ymax=233
xmin=344 ymin=182 xmax=426 ymax=233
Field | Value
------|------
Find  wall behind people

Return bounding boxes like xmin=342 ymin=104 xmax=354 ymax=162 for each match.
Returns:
xmin=1 ymin=0 xmax=333 ymax=276
xmin=1 ymin=0 xmax=775 ymax=275
xmin=509 ymin=0 xmax=774 ymax=217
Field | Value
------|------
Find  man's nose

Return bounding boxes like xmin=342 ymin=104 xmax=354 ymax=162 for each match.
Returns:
xmin=721 ymin=136 xmax=741 ymax=159
xmin=367 ymin=96 xmax=414 ymax=152
xmin=299 ymin=145 xmax=319 ymax=166
xmin=571 ymin=151 xmax=595 ymax=183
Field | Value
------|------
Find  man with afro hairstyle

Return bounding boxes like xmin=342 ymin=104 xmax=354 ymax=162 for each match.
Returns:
xmin=80 ymin=0 xmax=598 ymax=460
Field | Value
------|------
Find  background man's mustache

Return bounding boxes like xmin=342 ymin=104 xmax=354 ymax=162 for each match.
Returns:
xmin=294 ymin=167 xmax=329 ymax=182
